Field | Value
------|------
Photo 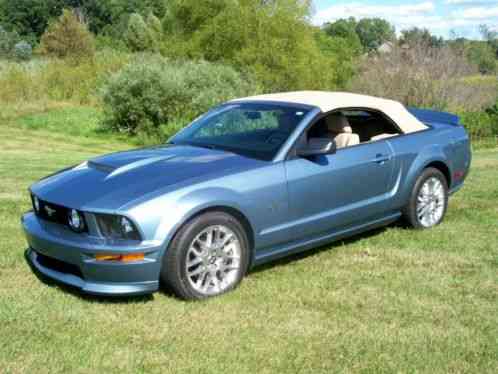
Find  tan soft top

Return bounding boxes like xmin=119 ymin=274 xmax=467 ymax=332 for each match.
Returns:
xmin=231 ymin=91 xmax=427 ymax=134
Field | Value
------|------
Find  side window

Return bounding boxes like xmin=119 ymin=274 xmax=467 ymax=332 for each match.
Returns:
xmin=303 ymin=109 xmax=402 ymax=150
xmin=342 ymin=110 xmax=401 ymax=142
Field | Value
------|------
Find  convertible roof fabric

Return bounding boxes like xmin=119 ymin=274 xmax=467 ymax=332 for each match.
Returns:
xmin=232 ymin=91 xmax=428 ymax=134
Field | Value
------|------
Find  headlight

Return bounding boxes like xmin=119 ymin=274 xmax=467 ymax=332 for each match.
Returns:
xmin=31 ymin=194 xmax=40 ymax=213
xmin=95 ymin=214 xmax=141 ymax=241
xmin=68 ymin=209 xmax=86 ymax=232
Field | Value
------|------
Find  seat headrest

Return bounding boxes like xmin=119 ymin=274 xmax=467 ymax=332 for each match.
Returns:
xmin=326 ymin=113 xmax=352 ymax=134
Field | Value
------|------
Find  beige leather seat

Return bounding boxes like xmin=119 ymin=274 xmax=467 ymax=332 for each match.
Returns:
xmin=326 ymin=113 xmax=360 ymax=149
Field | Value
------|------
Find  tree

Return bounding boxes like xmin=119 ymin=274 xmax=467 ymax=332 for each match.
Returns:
xmin=324 ymin=18 xmax=357 ymax=39
xmin=146 ymin=12 xmax=162 ymax=47
xmin=355 ymin=18 xmax=395 ymax=52
xmin=479 ymin=24 xmax=498 ymax=57
xmin=466 ymin=42 xmax=496 ymax=74
xmin=314 ymin=30 xmax=360 ymax=87
xmin=400 ymin=27 xmax=444 ymax=48
xmin=40 ymin=9 xmax=95 ymax=60
xmin=0 ymin=0 xmax=65 ymax=41
xmin=349 ymin=43 xmax=482 ymax=111
xmin=125 ymin=13 xmax=157 ymax=52
xmin=0 ymin=0 xmax=168 ymax=39
xmin=164 ymin=0 xmax=339 ymax=91
xmin=323 ymin=17 xmax=363 ymax=52
xmin=0 ymin=25 xmax=20 ymax=56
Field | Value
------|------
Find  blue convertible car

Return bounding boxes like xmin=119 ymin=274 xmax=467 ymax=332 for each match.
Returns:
xmin=22 ymin=91 xmax=471 ymax=299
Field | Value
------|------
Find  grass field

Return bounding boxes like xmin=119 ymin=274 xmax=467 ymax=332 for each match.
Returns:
xmin=0 ymin=118 xmax=497 ymax=373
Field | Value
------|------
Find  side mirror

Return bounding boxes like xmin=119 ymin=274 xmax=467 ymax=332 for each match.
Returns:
xmin=297 ymin=138 xmax=336 ymax=157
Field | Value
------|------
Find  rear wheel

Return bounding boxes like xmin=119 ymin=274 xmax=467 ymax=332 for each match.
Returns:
xmin=161 ymin=211 xmax=250 ymax=300
xmin=403 ymin=167 xmax=448 ymax=229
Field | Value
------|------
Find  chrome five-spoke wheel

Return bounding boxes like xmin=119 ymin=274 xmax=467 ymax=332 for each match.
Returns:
xmin=161 ymin=211 xmax=249 ymax=300
xmin=416 ymin=177 xmax=445 ymax=227
xmin=185 ymin=225 xmax=241 ymax=296
xmin=404 ymin=167 xmax=448 ymax=229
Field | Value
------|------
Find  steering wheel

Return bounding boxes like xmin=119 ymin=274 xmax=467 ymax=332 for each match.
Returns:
xmin=265 ymin=131 xmax=288 ymax=145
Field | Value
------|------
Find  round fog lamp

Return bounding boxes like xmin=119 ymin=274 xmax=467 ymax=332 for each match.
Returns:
xmin=68 ymin=209 xmax=84 ymax=232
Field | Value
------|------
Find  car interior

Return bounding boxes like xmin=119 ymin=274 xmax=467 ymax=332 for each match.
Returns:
xmin=307 ymin=109 xmax=402 ymax=149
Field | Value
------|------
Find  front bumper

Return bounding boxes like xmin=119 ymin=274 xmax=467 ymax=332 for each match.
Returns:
xmin=22 ymin=212 xmax=162 ymax=296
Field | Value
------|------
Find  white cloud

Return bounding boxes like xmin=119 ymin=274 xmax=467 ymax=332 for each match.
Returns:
xmin=313 ymin=2 xmax=436 ymax=25
xmin=313 ymin=0 xmax=498 ymax=38
xmin=454 ymin=6 xmax=498 ymax=19
xmin=446 ymin=0 xmax=497 ymax=5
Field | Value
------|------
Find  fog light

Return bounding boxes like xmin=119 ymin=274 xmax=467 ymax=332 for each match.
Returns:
xmin=95 ymin=253 xmax=144 ymax=262
xmin=68 ymin=209 xmax=85 ymax=232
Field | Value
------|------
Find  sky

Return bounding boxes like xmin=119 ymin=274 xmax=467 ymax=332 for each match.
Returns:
xmin=312 ymin=0 xmax=498 ymax=39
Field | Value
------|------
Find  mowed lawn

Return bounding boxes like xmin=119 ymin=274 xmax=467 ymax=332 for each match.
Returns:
xmin=0 ymin=124 xmax=497 ymax=373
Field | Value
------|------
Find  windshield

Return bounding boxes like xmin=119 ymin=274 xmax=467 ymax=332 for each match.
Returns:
xmin=171 ymin=103 xmax=311 ymax=161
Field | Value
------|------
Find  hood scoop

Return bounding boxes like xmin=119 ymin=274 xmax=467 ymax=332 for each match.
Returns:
xmin=104 ymin=155 xmax=176 ymax=180
xmin=88 ymin=161 xmax=116 ymax=173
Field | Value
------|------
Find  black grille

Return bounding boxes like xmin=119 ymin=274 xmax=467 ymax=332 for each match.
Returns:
xmin=32 ymin=196 xmax=87 ymax=233
xmin=36 ymin=252 xmax=84 ymax=279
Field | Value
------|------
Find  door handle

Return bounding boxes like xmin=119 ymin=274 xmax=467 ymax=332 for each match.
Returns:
xmin=371 ymin=154 xmax=391 ymax=164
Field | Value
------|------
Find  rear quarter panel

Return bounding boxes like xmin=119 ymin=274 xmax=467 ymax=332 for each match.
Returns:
xmin=387 ymin=123 xmax=470 ymax=211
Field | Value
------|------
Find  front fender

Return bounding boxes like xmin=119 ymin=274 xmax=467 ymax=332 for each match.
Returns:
xmin=127 ymin=186 xmax=256 ymax=258
xmin=159 ymin=187 xmax=255 ymax=249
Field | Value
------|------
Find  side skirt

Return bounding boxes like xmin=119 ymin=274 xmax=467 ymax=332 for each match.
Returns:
xmin=252 ymin=212 xmax=401 ymax=266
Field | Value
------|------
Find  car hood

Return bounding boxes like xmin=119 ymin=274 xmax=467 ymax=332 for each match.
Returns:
xmin=30 ymin=145 xmax=265 ymax=211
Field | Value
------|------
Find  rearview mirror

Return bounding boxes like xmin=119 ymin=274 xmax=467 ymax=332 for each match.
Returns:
xmin=297 ymin=138 xmax=336 ymax=157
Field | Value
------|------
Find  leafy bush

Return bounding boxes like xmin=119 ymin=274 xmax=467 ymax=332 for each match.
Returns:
xmin=0 ymin=0 xmax=64 ymax=40
xmin=0 ymin=25 xmax=19 ymax=56
xmin=0 ymin=0 xmax=168 ymax=39
xmin=459 ymin=111 xmax=498 ymax=143
xmin=466 ymin=42 xmax=497 ymax=75
xmin=0 ymin=50 xmax=130 ymax=105
xmin=13 ymin=41 xmax=32 ymax=61
xmin=101 ymin=55 xmax=258 ymax=135
xmin=125 ymin=13 xmax=158 ymax=52
xmin=163 ymin=0 xmax=339 ymax=91
xmin=40 ymin=9 xmax=95 ymax=60
xmin=349 ymin=42 xmax=496 ymax=111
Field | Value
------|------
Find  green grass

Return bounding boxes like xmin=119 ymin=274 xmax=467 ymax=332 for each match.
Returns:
xmin=14 ymin=106 xmax=103 ymax=137
xmin=0 ymin=119 xmax=497 ymax=373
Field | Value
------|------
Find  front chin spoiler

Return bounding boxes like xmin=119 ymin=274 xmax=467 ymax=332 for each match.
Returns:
xmin=26 ymin=248 xmax=159 ymax=296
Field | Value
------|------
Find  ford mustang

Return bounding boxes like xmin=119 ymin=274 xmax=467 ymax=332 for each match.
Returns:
xmin=22 ymin=91 xmax=471 ymax=300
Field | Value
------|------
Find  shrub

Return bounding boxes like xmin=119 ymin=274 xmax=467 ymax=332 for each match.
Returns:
xmin=164 ymin=0 xmax=339 ymax=91
xmin=13 ymin=41 xmax=32 ymax=61
xmin=0 ymin=50 xmax=130 ymax=105
xmin=466 ymin=42 xmax=497 ymax=75
xmin=0 ymin=25 xmax=19 ymax=57
xmin=459 ymin=111 xmax=498 ymax=142
xmin=40 ymin=9 xmax=95 ymax=60
xmin=101 ymin=55 xmax=258 ymax=136
xmin=349 ymin=42 xmax=495 ymax=111
xmin=125 ymin=13 xmax=157 ymax=52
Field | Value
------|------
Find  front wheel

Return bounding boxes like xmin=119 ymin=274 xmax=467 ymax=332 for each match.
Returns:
xmin=161 ymin=211 xmax=250 ymax=300
xmin=403 ymin=167 xmax=448 ymax=229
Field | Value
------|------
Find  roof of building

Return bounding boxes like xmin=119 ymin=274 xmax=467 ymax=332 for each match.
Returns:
xmin=231 ymin=91 xmax=428 ymax=133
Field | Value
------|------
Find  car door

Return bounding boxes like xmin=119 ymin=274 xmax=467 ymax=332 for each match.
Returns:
xmin=281 ymin=139 xmax=395 ymax=242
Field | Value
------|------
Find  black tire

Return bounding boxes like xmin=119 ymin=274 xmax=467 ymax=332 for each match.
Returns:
xmin=161 ymin=211 xmax=250 ymax=300
xmin=403 ymin=167 xmax=449 ymax=229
